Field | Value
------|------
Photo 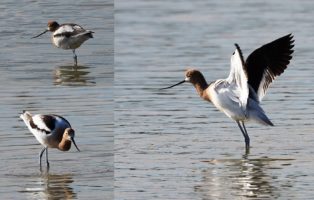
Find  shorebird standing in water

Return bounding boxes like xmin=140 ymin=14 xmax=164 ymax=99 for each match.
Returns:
xmin=32 ymin=21 xmax=94 ymax=66
xmin=20 ymin=111 xmax=80 ymax=170
xmin=161 ymin=34 xmax=294 ymax=151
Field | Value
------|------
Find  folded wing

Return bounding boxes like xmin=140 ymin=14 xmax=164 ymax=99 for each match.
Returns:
xmin=30 ymin=115 xmax=56 ymax=134
xmin=54 ymin=24 xmax=91 ymax=38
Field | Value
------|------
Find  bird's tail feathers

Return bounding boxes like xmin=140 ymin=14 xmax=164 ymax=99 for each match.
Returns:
xmin=250 ymin=110 xmax=274 ymax=126
xmin=20 ymin=110 xmax=32 ymax=122
xmin=81 ymin=30 xmax=93 ymax=38
xmin=247 ymin=99 xmax=274 ymax=126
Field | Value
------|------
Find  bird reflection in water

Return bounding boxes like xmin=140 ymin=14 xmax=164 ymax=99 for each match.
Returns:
xmin=54 ymin=65 xmax=96 ymax=86
xmin=23 ymin=173 xmax=77 ymax=200
xmin=195 ymin=156 xmax=294 ymax=199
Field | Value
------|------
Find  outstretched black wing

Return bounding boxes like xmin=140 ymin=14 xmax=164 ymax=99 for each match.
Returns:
xmin=245 ymin=34 xmax=294 ymax=101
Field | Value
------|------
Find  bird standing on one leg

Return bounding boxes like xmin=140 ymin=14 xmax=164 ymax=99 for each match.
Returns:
xmin=20 ymin=111 xmax=80 ymax=170
xmin=32 ymin=21 xmax=94 ymax=66
xmin=161 ymin=34 xmax=294 ymax=152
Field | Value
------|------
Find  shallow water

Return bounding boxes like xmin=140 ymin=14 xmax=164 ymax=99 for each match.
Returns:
xmin=0 ymin=0 xmax=113 ymax=199
xmin=115 ymin=0 xmax=314 ymax=199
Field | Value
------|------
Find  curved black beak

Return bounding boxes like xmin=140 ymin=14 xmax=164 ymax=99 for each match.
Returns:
xmin=32 ymin=29 xmax=48 ymax=38
xmin=160 ymin=80 xmax=186 ymax=90
xmin=70 ymin=137 xmax=80 ymax=152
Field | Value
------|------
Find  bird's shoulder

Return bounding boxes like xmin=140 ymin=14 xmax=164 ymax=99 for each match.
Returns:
xmin=211 ymin=79 xmax=229 ymax=91
xmin=52 ymin=115 xmax=72 ymax=128
xmin=211 ymin=79 xmax=244 ymax=102
xmin=53 ymin=24 xmax=86 ymax=37
xmin=31 ymin=114 xmax=57 ymax=134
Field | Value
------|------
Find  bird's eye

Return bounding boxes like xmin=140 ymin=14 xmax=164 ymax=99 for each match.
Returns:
xmin=232 ymin=51 xmax=235 ymax=55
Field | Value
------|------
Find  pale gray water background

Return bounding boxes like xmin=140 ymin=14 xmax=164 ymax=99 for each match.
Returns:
xmin=0 ymin=0 xmax=113 ymax=199
xmin=115 ymin=0 xmax=314 ymax=199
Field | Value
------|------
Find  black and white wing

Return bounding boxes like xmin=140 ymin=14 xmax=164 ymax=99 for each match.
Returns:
xmin=30 ymin=115 xmax=56 ymax=134
xmin=245 ymin=34 xmax=294 ymax=102
xmin=54 ymin=24 xmax=92 ymax=38
xmin=226 ymin=44 xmax=249 ymax=109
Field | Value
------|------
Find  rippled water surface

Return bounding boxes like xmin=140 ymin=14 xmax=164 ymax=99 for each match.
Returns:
xmin=115 ymin=0 xmax=314 ymax=199
xmin=0 ymin=0 xmax=113 ymax=199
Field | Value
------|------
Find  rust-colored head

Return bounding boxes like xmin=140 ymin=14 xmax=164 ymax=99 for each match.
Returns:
xmin=160 ymin=68 xmax=208 ymax=90
xmin=47 ymin=21 xmax=60 ymax=32
xmin=184 ymin=69 xmax=209 ymax=95
xmin=160 ymin=68 xmax=209 ymax=101
xmin=64 ymin=128 xmax=75 ymax=138
xmin=32 ymin=21 xmax=60 ymax=38
xmin=64 ymin=128 xmax=80 ymax=152
xmin=184 ymin=69 xmax=206 ymax=85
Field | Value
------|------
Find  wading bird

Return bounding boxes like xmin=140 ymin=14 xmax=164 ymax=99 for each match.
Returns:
xmin=161 ymin=34 xmax=294 ymax=151
xmin=20 ymin=111 xmax=80 ymax=170
xmin=32 ymin=21 xmax=94 ymax=66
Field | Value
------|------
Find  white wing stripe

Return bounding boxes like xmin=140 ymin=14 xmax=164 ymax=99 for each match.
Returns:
xmin=32 ymin=115 xmax=52 ymax=132
xmin=257 ymin=69 xmax=269 ymax=102
xmin=227 ymin=48 xmax=249 ymax=109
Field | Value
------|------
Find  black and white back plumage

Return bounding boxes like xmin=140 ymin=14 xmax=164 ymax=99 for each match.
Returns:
xmin=20 ymin=111 xmax=72 ymax=146
xmin=30 ymin=114 xmax=71 ymax=135
xmin=52 ymin=23 xmax=94 ymax=50
xmin=53 ymin=23 xmax=94 ymax=39
xmin=238 ymin=34 xmax=294 ymax=102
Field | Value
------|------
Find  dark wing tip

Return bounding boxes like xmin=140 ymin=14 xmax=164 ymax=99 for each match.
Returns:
xmin=233 ymin=43 xmax=246 ymax=67
xmin=284 ymin=33 xmax=295 ymax=46
xmin=286 ymin=33 xmax=295 ymax=57
xmin=234 ymin=43 xmax=242 ymax=54
xmin=234 ymin=43 xmax=241 ymax=53
xmin=285 ymin=33 xmax=293 ymax=39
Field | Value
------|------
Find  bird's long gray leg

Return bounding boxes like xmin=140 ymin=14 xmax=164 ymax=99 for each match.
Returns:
xmin=242 ymin=121 xmax=250 ymax=153
xmin=72 ymin=49 xmax=77 ymax=66
xmin=46 ymin=148 xmax=50 ymax=169
xmin=237 ymin=121 xmax=250 ymax=150
xmin=39 ymin=147 xmax=46 ymax=170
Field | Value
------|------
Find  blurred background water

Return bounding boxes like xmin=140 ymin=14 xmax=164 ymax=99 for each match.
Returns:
xmin=0 ymin=0 xmax=113 ymax=199
xmin=115 ymin=0 xmax=314 ymax=199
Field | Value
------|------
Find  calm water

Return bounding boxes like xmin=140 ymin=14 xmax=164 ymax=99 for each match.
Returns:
xmin=115 ymin=0 xmax=314 ymax=199
xmin=0 ymin=0 xmax=113 ymax=199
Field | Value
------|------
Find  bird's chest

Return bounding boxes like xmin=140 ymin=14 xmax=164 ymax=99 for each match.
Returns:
xmin=207 ymin=84 xmax=247 ymax=120
xmin=207 ymin=87 xmax=225 ymax=111
xmin=46 ymin=127 xmax=68 ymax=148
xmin=51 ymin=35 xmax=72 ymax=49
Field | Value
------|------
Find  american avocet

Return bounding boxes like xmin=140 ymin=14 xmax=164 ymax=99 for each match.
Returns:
xmin=32 ymin=21 xmax=94 ymax=66
xmin=161 ymin=34 xmax=294 ymax=151
xmin=20 ymin=111 xmax=80 ymax=170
